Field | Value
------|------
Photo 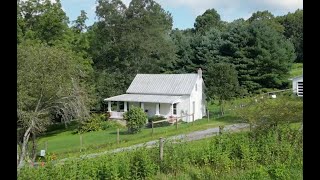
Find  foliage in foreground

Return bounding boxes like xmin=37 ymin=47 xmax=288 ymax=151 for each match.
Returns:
xmin=19 ymin=124 xmax=302 ymax=180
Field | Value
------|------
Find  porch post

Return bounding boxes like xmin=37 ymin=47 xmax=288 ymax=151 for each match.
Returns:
xmin=140 ymin=102 xmax=147 ymax=124
xmin=171 ymin=103 xmax=174 ymax=116
xmin=108 ymin=101 xmax=111 ymax=112
xmin=124 ymin=101 xmax=128 ymax=112
xmin=155 ymin=103 xmax=160 ymax=115
xmin=117 ymin=101 xmax=120 ymax=111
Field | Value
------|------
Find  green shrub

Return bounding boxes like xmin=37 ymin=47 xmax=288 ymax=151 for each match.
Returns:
xmin=130 ymin=149 xmax=158 ymax=179
xmin=267 ymin=162 xmax=290 ymax=180
xmin=101 ymin=120 xmax=125 ymax=130
xmin=233 ymin=95 xmax=303 ymax=133
xmin=78 ymin=113 xmax=105 ymax=133
xmin=123 ymin=106 xmax=147 ymax=134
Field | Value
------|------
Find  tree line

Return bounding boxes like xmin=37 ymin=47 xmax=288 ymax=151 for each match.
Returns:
xmin=17 ymin=0 xmax=303 ymax=168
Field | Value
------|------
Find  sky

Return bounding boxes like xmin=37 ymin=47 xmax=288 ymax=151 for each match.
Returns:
xmin=60 ymin=0 xmax=303 ymax=30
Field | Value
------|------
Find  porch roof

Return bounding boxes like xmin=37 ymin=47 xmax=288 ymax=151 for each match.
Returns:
xmin=104 ymin=94 xmax=183 ymax=104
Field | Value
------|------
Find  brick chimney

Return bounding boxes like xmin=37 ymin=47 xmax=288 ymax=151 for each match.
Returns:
xmin=198 ymin=68 xmax=202 ymax=78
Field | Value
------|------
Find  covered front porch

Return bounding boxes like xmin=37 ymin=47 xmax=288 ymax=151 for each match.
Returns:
xmin=104 ymin=94 xmax=182 ymax=119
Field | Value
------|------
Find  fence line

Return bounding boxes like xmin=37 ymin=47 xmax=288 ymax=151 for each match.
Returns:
xmin=151 ymin=114 xmax=195 ymax=136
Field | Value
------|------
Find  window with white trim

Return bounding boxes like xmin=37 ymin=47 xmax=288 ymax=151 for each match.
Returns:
xmin=173 ymin=103 xmax=177 ymax=115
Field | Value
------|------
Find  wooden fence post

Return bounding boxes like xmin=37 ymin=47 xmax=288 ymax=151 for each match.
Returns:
xmin=117 ymin=128 xmax=120 ymax=144
xmin=80 ymin=134 xmax=83 ymax=152
xmin=207 ymin=109 xmax=209 ymax=122
xmin=159 ymin=137 xmax=164 ymax=161
xmin=175 ymin=118 xmax=178 ymax=129
xmin=152 ymin=121 xmax=154 ymax=136
xmin=218 ymin=126 xmax=221 ymax=135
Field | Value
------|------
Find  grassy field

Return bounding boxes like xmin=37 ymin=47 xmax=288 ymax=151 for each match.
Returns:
xmin=289 ymin=63 xmax=303 ymax=78
xmin=37 ymin=114 xmax=241 ymax=160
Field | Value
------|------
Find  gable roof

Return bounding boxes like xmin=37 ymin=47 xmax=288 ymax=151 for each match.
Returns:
xmin=126 ymin=74 xmax=199 ymax=95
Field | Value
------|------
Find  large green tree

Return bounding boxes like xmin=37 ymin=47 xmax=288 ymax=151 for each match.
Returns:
xmin=169 ymin=28 xmax=223 ymax=74
xmin=219 ymin=20 xmax=295 ymax=92
xmin=194 ymin=9 xmax=223 ymax=34
xmin=18 ymin=0 xmax=71 ymax=45
xmin=89 ymin=0 xmax=177 ymax=109
xmin=170 ymin=16 xmax=295 ymax=94
xmin=169 ymin=29 xmax=194 ymax=73
xmin=17 ymin=41 xmax=92 ymax=168
xmin=246 ymin=21 xmax=295 ymax=90
xmin=205 ymin=63 xmax=240 ymax=115
xmin=248 ymin=10 xmax=285 ymax=34
xmin=69 ymin=10 xmax=93 ymax=62
xmin=277 ymin=9 xmax=303 ymax=62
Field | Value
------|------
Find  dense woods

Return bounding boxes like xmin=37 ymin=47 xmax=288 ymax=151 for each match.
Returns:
xmin=17 ymin=0 xmax=303 ymax=169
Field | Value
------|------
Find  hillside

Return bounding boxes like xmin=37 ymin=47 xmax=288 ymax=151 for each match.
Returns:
xmin=289 ymin=63 xmax=303 ymax=78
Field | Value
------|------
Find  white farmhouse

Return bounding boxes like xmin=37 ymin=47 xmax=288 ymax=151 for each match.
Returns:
xmin=290 ymin=75 xmax=303 ymax=97
xmin=104 ymin=68 xmax=206 ymax=122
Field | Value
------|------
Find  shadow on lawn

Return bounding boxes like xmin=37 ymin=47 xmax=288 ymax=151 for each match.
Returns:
xmin=109 ymin=129 xmax=134 ymax=135
xmin=40 ymin=121 xmax=79 ymax=138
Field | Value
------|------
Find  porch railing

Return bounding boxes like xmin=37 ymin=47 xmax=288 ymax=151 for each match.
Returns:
xmin=109 ymin=111 xmax=124 ymax=119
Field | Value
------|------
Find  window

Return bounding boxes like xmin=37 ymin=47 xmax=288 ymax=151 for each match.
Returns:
xmin=173 ymin=103 xmax=177 ymax=115
xmin=297 ymin=81 xmax=303 ymax=97
xmin=119 ymin=102 xmax=124 ymax=111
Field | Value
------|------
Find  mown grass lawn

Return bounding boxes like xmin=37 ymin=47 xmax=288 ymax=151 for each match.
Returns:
xmin=37 ymin=114 xmax=242 ymax=160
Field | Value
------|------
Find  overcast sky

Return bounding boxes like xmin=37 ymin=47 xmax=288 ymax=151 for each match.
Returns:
xmin=60 ymin=0 xmax=303 ymax=30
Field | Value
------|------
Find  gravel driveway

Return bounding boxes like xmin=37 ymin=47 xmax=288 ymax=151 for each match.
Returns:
xmin=27 ymin=123 xmax=249 ymax=167
xmin=76 ymin=123 xmax=249 ymax=160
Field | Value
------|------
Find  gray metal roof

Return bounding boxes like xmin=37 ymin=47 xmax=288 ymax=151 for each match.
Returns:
xmin=126 ymin=74 xmax=199 ymax=95
xmin=104 ymin=94 xmax=183 ymax=103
